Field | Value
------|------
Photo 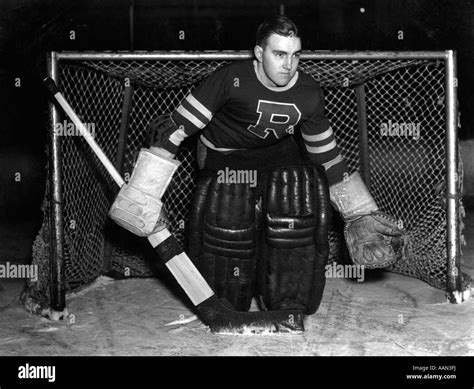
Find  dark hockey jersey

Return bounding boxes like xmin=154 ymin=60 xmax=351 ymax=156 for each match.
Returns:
xmin=167 ymin=59 xmax=348 ymax=185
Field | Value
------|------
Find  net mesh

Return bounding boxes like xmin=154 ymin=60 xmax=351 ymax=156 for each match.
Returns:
xmin=28 ymin=53 xmax=464 ymax=308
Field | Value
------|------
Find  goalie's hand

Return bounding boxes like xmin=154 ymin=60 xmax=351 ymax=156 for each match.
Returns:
xmin=109 ymin=184 xmax=168 ymax=236
xmin=344 ymin=211 xmax=406 ymax=269
xmin=108 ymin=149 xmax=179 ymax=237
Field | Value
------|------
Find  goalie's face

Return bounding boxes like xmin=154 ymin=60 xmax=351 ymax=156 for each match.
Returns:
xmin=254 ymin=33 xmax=301 ymax=88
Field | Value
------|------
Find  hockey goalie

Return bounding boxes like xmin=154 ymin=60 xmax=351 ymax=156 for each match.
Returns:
xmin=108 ymin=15 xmax=406 ymax=317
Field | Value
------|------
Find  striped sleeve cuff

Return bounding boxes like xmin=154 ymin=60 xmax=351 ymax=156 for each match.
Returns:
xmin=309 ymin=152 xmax=349 ymax=186
xmin=172 ymin=93 xmax=213 ymax=135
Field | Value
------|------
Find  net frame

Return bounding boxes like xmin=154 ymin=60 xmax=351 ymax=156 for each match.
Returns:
xmin=38 ymin=50 xmax=465 ymax=314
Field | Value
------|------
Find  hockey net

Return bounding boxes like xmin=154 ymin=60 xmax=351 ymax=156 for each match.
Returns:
xmin=27 ymin=52 xmax=468 ymax=310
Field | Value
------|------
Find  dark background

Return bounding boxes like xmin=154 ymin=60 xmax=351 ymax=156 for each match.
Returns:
xmin=0 ymin=0 xmax=473 ymax=214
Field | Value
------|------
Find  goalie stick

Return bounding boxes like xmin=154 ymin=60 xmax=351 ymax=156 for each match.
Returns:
xmin=44 ymin=77 xmax=304 ymax=334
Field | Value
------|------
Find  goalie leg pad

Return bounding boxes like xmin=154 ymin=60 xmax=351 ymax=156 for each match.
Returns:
xmin=187 ymin=172 xmax=258 ymax=312
xmin=258 ymin=165 xmax=330 ymax=315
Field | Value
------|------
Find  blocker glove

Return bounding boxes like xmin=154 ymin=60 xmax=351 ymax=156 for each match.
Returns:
xmin=329 ymin=172 xmax=407 ymax=269
xmin=109 ymin=147 xmax=180 ymax=236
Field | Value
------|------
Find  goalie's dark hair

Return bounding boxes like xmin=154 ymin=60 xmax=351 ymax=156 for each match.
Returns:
xmin=256 ymin=15 xmax=300 ymax=47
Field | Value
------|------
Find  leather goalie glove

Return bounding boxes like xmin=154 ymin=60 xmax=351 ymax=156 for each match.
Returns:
xmin=108 ymin=147 xmax=180 ymax=237
xmin=329 ymin=172 xmax=406 ymax=269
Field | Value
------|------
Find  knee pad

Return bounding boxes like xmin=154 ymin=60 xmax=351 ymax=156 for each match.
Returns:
xmin=258 ymin=165 xmax=330 ymax=315
xmin=187 ymin=172 xmax=258 ymax=311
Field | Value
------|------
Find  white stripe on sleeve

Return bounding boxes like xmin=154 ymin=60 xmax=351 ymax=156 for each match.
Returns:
xmin=186 ymin=94 xmax=213 ymax=121
xmin=302 ymin=126 xmax=333 ymax=142
xmin=322 ymin=154 xmax=344 ymax=170
xmin=305 ymin=139 xmax=337 ymax=154
xmin=176 ymin=105 xmax=206 ymax=129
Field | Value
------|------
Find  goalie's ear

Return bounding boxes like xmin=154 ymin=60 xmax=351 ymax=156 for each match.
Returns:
xmin=254 ymin=45 xmax=264 ymax=63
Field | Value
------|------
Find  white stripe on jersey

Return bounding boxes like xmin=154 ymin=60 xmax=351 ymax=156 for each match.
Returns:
xmin=200 ymin=135 xmax=246 ymax=152
xmin=176 ymin=105 xmax=206 ymax=129
xmin=187 ymin=94 xmax=213 ymax=121
xmin=302 ymin=126 xmax=333 ymax=142
xmin=305 ymin=139 xmax=337 ymax=153
xmin=322 ymin=154 xmax=344 ymax=170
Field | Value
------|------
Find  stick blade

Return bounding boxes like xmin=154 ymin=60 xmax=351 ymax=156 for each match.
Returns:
xmin=197 ymin=296 xmax=304 ymax=335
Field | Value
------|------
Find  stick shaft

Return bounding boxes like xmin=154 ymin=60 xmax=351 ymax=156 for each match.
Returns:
xmin=52 ymin=91 xmax=125 ymax=187
xmin=148 ymin=229 xmax=214 ymax=305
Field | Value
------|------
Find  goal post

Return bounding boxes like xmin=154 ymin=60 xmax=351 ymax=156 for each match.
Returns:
xmin=25 ymin=50 xmax=470 ymax=317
